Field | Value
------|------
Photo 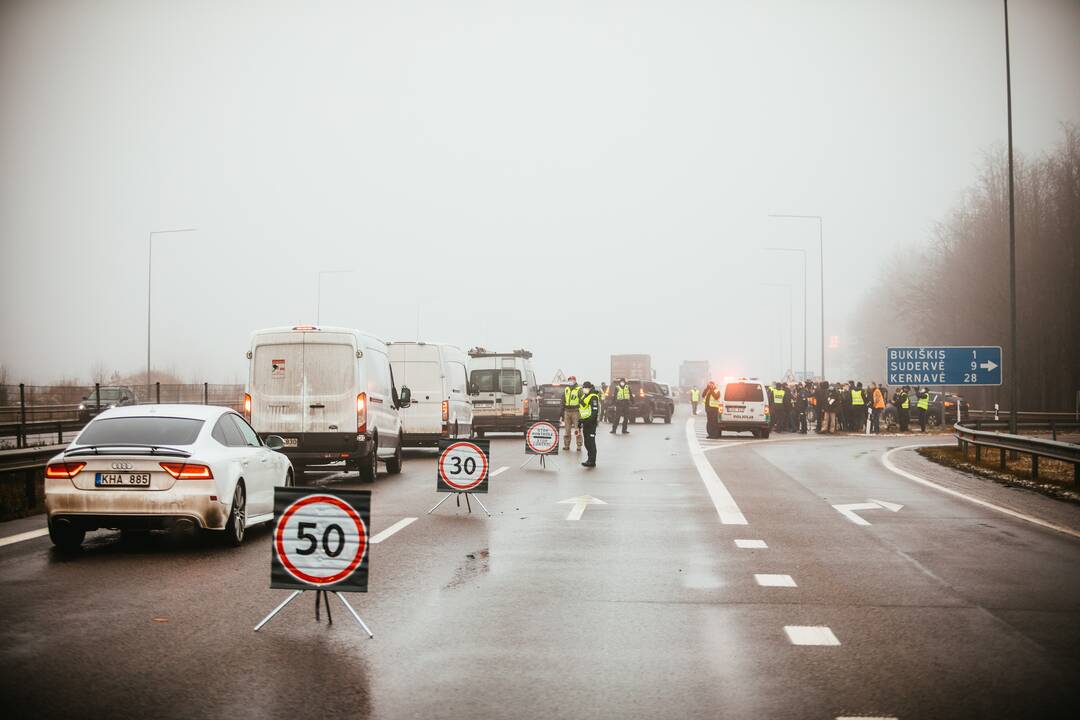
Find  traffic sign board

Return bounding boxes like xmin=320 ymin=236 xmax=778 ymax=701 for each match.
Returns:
xmin=437 ymin=439 xmax=490 ymax=493
xmin=886 ymin=346 xmax=1002 ymax=386
xmin=525 ymin=421 xmax=559 ymax=455
xmin=271 ymin=488 xmax=370 ymax=592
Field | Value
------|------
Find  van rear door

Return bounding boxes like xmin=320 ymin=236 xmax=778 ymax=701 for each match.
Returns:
xmin=301 ymin=337 xmax=358 ymax=433
xmin=251 ymin=341 xmax=305 ymax=433
xmin=395 ymin=357 xmax=443 ymax=435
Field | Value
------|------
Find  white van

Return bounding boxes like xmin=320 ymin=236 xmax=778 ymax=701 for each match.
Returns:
xmin=245 ymin=325 xmax=412 ymax=481
xmin=467 ymin=348 xmax=540 ymax=436
xmin=717 ymin=377 xmax=771 ymax=438
xmin=388 ymin=341 xmax=473 ymax=447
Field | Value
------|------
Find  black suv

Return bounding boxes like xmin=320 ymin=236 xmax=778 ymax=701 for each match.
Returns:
xmin=538 ymin=383 xmax=569 ymax=424
xmin=78 ymin=386 xmax=139 ymax=422
xmin=614 ymin=380 xmax=674 ymax=424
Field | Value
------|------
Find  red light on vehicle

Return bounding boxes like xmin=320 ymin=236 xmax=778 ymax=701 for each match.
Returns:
xmin=522 ymin=398 xmax=530 ymax=416
xmin=45 ymin=462 xmax=86 ymax=479
xmin=292 ymin=325 xmax=319 ymax=331
xmin=243 ymin=393 xmax=252 ymax=420
xmin=442 ymin=400 xmax=449 ymax=422
xmin=357 ymin=393 xmax=367 ymax=434
xmin=159 ymin=462 xmax=214 ymax=480
xmin=716 ymin=404 xmax=724 ymax=414
xmin=639 ymin=388 xmax=645 ymax=397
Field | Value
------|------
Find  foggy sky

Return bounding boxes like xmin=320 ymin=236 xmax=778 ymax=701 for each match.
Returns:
xmin=2 ymin=0 xmax=1079 ymax=387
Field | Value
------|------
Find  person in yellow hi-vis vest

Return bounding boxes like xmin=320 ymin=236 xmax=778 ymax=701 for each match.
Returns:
xmin=690 ymin=387 xmax=701 ymax=415
xmin=562 ymin=376 xmax=582 ymax=451
xmin=916 ymin=387 xmax=931 ymax=432
xmin=578 ymin=381 xmax=602 ymax=467
xmin=703 ymin=381 xmax=722 ymax=438
xmin=610 ymin=378 xmax=632 ymax=435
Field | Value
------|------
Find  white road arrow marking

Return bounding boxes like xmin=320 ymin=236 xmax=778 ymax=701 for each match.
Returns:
xmin=979 ymin=359 xmax=998 ymax=372
xmin=558 ymin=495 xmax=606 ymax=521
xmin=832 ymin=499 xmax=904 ymax=526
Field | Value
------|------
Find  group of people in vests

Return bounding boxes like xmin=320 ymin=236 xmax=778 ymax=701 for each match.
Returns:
xmin=769 ymin=380 xmax=932 ymax=434
xmin=560 ymin=376 xmax=619 ymax=468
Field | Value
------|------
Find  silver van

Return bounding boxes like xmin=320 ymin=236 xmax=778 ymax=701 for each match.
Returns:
xmin=245 ymin=325 xmax=411 ymax=481
xmin=467 ymin=348 xmax=539 ymax=436
xmin=389 ymin=341 xmax=473 ymax=447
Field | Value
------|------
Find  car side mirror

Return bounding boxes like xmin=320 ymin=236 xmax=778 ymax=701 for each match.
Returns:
xmin=398 ymin=386 xmax=412 ymax=408
xmin=265 ymin=435 xmax=285 ymax=451
xmin=82 ymin=396 xmax=88 ymax=401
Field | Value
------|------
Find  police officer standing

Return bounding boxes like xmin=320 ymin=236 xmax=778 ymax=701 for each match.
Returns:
xmin=579 ymin=381 xmax=601 ymax=467
xmin=893 ymin=385 xmax=910 ymax=432
xmin=770 ymin=382 xmax=786 ymax=433
xmin=703 ymin=380 xmax=721 ymax=438
xmin=563 ymin=376 xmax=582 ymax=451
xmin=690 ymin=386 xmax=700 ymax=415
xmin=610 ymin=377 xmax=632 ymax=434
xmin=915 ymin=386 xmax=930 ymax=432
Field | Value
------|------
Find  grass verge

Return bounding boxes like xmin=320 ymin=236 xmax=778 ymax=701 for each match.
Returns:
xmin=917 ymin=445 xmax=1080 ymax=506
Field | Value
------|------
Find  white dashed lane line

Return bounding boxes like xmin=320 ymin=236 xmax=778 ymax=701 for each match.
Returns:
xmin=369 ymin=517 xmax=417 ymax=544
xmin=490 ymin=466 xmax=509 ymax=478
xmin=755 ymin=573 xmax=797 ymax=587
xmin=734 ymin=539 xmax=768 ymax=549
xmin=784 ymin=626 xmax=841 ymax=646
xmin=0 ymin=528 xmax=49 ymax=547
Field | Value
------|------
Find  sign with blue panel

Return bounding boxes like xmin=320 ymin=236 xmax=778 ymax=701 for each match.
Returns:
xmin=886 ymin=346 xmax=1002 ymax=386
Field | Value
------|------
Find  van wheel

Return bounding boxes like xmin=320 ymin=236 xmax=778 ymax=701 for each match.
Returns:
xmin=663 ymin=413 xmax=672 ymax=424
xmin=386 ymin=439 xmax=403 ymax=475
xmin=476 ymin=429 xmax=486 ymax=438
xmin=357 ymin=446 xmax=377 ymax=483
xmin=760 ymin=430 xmax=771 ymax=439
xmin=48 ymin=519 xmax=85 ymax=551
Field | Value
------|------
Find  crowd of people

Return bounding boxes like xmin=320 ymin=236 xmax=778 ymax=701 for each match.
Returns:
xmin=765 ymin=380 xmax=934 ymax=434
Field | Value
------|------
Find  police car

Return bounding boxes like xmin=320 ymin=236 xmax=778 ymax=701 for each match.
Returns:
xmin=717 ymin=378 xmax=771 ymax=438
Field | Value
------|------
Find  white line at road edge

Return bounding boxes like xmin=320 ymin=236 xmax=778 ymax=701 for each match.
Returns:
xmin=881 ymin=444 xmax=1080 ymax=541
xmin=369 ymin=517 xmax=417 ymax=544
xmin=685 ymin=418 xmax=748 ymax=524
xmin=0 ymin=528 xmax=49 ymax=547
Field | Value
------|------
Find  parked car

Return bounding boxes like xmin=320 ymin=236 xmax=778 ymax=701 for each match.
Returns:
xmin=245 ymin=325 xmax=411 ymax=482
xmin=389 ymin=341 xmax=473 ymax=447
xmin=717 ymin=378 xmax=771 ymax=438
xmin=78 ymin=386 xmax=139 ymax=422
xmin=619 ymin=379 xmax=674 ymax=424
xmin=467 ymin=348 xmax=540 ymax=436
xmin=538 ymin=383 xmax=569 ymax=424
xmin=44 ymin=404 xmax=293 ymax=550
xmin=884 ymin=391 xmax=970 ymax=429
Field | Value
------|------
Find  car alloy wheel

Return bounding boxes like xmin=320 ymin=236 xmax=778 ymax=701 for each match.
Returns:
xmin=225 ymin=484 xmax=246 ymax=546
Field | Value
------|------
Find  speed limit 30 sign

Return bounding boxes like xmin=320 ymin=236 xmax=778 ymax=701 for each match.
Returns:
xmin=437 ymin=439 xmax=490 ymax=494
xmin=271 ymin=488 xmax=370 ymax=592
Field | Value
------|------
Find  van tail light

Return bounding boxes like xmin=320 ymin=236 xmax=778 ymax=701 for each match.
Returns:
xmin=357 ymin=393 xmax=367 ymax=434
xmin=243 ymin=393 xmax=252 ymax=420
xmin=159 ymin=462 xmax=214 ymax=480
xmin=442 ymin=400 xmax=449 ymax=422
xmin=639 ymin=388 xmax=645 ymax=397
xmin=45 ymin=462 xmax=86 ymax=479
xmin=522 ymin=398 xmax=530 ymax=416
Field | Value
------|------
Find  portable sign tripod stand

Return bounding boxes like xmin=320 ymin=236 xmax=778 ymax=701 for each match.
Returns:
xmin=254 ymin=588 xmax=374 ymax=638
xmin=428 ymin=490 xmax=491 ymax=517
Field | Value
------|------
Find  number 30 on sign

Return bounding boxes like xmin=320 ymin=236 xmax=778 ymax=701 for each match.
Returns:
xmin=437 ymin=439 xmax=490 ymax=494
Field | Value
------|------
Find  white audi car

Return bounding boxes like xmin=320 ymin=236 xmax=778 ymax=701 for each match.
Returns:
xmin=45 ymin=404 xmax=293 ymax=550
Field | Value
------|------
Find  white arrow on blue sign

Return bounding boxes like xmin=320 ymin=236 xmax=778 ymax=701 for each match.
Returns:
xmin=886 ymin=346 xmax=1003 ymax=386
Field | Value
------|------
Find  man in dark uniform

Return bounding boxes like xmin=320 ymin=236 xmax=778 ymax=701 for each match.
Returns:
xmin=703 ymin=381 xmax=721 ymax=439
xmin=610 ymin=377 xmax=632 ymax=434
xmin=579 ymin=381 xmax=602 ymax=467
xmin=892 ymin=386 xmax=910 ymax=432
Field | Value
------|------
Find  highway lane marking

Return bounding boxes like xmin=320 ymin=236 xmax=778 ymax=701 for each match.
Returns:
xmin=784 ymin=625 xmax=840 ymax=646
xmin=0 ymin=528 xmax=49 ymax=547
xmin=881 ymin=444 xmax=1080 ymax=540
xmin=490 ymin=466 xmax=509 ymax=478
xmin=755 ymin=573 xmax=796 ymax=587
xmin=558 ymin=495 xmax=606 ymax=521
xmin=369 ymin=517 xmax=417 ymax=544
xmin=836 ymin=717 xmax=897 ymax=720
xmin=735 ymin=539 xmax=768 ymax=549
xmin=832 ymin=499 xmax=904 ymax=526
xmin=685 ymin=418 xmax=748 ymax=524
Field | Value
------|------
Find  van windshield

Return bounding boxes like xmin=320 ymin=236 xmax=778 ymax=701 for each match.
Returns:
xmin=471 ymin=369 xmax=522 ymax=394
xmin=724 ymin=383 xmax=765 ymax=402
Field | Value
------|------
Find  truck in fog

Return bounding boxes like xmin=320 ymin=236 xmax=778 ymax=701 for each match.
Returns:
xmin=610 ymin=354 xmax=653 ymax=383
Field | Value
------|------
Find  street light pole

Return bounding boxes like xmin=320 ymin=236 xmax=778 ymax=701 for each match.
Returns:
xmin=768 ymin=214 xmax=823 ymax=379
xmin=147 ymin=228 xmax=197 ymax=389
xmin=316 ymin=270 xmax=354 ymax=325
xmin=765 ymin=246 xmax=807 ymax=378
xmin=761 ymin=282 xmax=793 ymax=376
xmin=1003 ymin=0 xmax=1019 ymax=435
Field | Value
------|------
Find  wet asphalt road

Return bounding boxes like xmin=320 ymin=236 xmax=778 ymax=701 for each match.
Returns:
xmin=2 ymin=406 xmax=1079 ymax=719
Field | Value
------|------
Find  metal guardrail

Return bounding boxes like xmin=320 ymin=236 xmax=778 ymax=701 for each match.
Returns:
xmin=954 ymin=422 xmax=1080 ymax=486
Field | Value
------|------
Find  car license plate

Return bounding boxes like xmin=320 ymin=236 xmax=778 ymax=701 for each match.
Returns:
xmin=731 ymin=413 xmax=755 ymax=421
xmin=95 ymin=472 xmax=151 ymax=487
xmin=283 ymin=437 xmax=298 ymax=447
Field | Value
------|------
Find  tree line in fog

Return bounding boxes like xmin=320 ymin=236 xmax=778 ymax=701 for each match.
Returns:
xmin=850 ymin=124 xmax=1080 ymax=412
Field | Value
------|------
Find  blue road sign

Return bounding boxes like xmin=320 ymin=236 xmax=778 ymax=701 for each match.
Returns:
xmin=886 ymin=346 xmax=1003 ymax=387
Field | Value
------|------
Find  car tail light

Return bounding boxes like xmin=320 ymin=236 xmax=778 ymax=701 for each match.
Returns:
xmin=45 ymin=462 xmax=86 ymax=479
xmin=243 ymin=393 xmax=252 ymax=420
xmin=639 ymin=388 xmax=645 ymax=397
xmin=159 ymin=462 xmax=214 ymax=479
xmin=944 ymin=401 xmax=954 ymax=407
xmin=357 ymin=392 xmax=367 ymax=434
xmin=442 ymin=400 xmax=449 ymax=422
xmin=716 ymin=404 xmax=724 ymax=414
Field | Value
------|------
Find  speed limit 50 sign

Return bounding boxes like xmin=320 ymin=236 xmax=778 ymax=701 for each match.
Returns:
xmin=437 ymin=438 xmax=490 ymax=494
xmin=271 ymin=488 xmax=370 ymax=592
